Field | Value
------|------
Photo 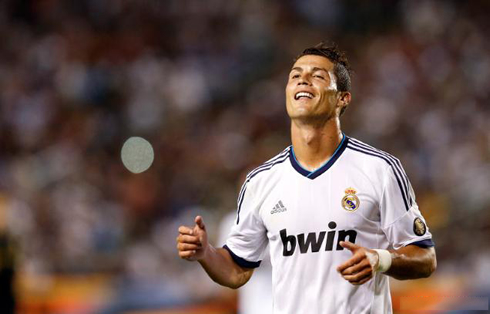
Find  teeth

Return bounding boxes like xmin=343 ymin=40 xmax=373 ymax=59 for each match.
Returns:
xmin=295 ymin=92 xmax=314 ymax=100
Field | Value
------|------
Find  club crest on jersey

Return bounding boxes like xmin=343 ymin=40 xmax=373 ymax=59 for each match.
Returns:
xmin=341 ymin=187 xmax=360 ymax=212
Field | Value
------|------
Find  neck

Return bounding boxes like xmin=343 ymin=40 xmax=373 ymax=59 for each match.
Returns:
xmin=291 ymin=117 xmax=343 ymax=171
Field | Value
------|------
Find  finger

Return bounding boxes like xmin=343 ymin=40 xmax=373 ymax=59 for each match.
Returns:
xmin=339 ymin=241 xmax=359 ymax=252
xmin=337 ymin=253 xmax=365 ymax=272
xmin=177 ymin=243 xmax=202 ymax=251
xmin=178 ymin=226 xmax=194 ymax=235
xmin=344 ymin=273 xmax=372 ymax=285
xmin=342 ymin=267 xmax=373 ymax=283
xmin=353 ymin=276 xmax=373 ymax=286
xmin=195 ymin=216 xmax=205 ymax=230
xmin=341 ymin=259 xmax=371 ymax=276
xmin=350 ymin=274 xmax=373 ymax=286
xmin=179 ymin=250 xmax=196 ymax=259
xmin=342 ymin=264 xmax=371 ymax=280
xmin=177 ymin=234 xmax=201 ymax=244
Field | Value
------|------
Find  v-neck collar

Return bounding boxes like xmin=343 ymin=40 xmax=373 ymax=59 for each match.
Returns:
xmin=289 ymin=134 xmax=349 ymax=180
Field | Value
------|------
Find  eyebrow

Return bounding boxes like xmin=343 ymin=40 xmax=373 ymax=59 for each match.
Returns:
xmin=290 ymin=66 xmax=329 ymax=73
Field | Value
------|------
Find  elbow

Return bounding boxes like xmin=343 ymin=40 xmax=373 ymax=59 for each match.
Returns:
xmin=210 ymin=276 xmax=245 ymax=289
xmin=427 ymin=255 xmax=437 ymax=277
xmin=422 ymin=249 xmax=437 ymax=278
xmin=219 ymin=269 xmax=251 ymax=289
xmin=222 ymin=276 xmax=248 ymax=289
xmin=226 ymin=281 xmax=245 ymax=290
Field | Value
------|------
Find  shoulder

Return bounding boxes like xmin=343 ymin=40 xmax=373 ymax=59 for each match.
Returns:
xmin=345 ymin=136 xmax=403 ymax=171
xmin=346 ymin=136 xmax=415 ymax=208
xmin=241 ymin=146 xmax=291 ymax=189
xmin=236 ymin=146 xmax=291 ymax=209
xmin=246 ymin=146 xmax=291 ymax=182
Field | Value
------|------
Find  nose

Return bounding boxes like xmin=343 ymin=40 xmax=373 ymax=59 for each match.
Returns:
xmin=298 ymin=73 xmax=311 ymax=86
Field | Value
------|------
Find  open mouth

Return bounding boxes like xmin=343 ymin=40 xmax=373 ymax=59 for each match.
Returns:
xmin=294 ymin=92 xmax=314 ymax=100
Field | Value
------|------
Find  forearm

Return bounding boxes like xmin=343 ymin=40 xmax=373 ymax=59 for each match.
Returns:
xmin=199 ymin=246 xmax=253 ymax=289
xmin=385 ymin=245 xmax=437 ymax=280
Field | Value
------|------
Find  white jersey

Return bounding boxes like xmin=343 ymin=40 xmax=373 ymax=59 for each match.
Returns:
xmin=218 ymin=212 xmax=273 ymax=314
xmin=224 ymin=135 xmax=434 ymax=314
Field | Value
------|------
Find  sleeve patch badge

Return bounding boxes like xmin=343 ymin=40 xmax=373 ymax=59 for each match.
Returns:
xmin=341 ymin=187 xmax=360 ymax=212
xmin=413 ymin=217 xmax=427 ymax=236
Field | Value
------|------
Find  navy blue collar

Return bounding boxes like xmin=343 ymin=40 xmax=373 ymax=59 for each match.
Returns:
xmin=289 ymin=134 xmax=349 ymax=179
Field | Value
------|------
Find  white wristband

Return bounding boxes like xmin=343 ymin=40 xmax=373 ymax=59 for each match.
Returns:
xmin=373 ymin=249 xmax=392 ymax=273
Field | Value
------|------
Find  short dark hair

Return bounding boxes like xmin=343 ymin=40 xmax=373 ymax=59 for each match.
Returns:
xmin=295 ymin=42 xmax=352 ymax=116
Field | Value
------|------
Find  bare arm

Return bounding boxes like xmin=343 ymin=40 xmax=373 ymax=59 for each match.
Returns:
xmin=198 ymin=246 xmax=254 ymax=289
xmin=384 ymin=244 xmax=436 ymax=280
xmin=176 ymin=216 xmax=254 ymax=289
xmin=337 ymin=241 xmax=436 ymax=285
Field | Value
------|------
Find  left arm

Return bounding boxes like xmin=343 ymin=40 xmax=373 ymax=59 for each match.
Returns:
xmin=338 ymin=159 xmax=438 ymax=285
xmin=336 ymin=241 xmax=436 ymax=285
xmin=385 ymin=244 xmax=436 ymax=280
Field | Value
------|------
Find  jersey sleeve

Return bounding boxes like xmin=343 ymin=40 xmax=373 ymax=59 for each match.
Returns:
xmin=379 ymin=163 xmax=434 ymax=250
xmin=224 ymin=179 xmax=268 ymax=268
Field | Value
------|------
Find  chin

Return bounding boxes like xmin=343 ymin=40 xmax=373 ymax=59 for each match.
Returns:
xmin=292 ymin=102 xmax=312 ymax=112
xmin=289 ymin=111 xmax=312 ymax=121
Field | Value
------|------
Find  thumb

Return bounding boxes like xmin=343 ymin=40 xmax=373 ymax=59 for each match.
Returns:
xmin=339 ymin=241 xmax=359 ymax=253
xmin=195 ymin=216 xmax=206 ymax=231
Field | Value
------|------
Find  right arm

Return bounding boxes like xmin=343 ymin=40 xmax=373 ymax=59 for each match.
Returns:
xmin=199 ymin=245 xmax=254 ymax=289
xmin=176 ymin=216 xmax=254 ymax=289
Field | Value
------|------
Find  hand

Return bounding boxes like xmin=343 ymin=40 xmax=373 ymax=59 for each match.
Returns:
xmin=336 ymin=241 xmax=379 ymax=285
xmin=176 ymin=216 xmax=209 ymax=261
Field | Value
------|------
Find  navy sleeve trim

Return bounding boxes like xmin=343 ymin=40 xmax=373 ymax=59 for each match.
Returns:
xmin=407 ymin=239 xmax=435 ymax=248
xmin=223 ymin=245 xmax=261 ymax=268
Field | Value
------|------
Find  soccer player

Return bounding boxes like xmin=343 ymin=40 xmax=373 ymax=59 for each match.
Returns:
xmin=176 ymin=42 xmax=436 ymax=313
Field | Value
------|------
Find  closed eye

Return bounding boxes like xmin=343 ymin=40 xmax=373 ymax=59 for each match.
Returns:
xmin=314 ymin=75 xmax=324 ymax=79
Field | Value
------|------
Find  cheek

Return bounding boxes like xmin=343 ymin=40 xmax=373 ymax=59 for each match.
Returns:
xmin=321 ymin=88 xmax=337 ymax=101
xmin=327 ymin=93 xmax=338 ymax=104
xmin=319 ymin=91 xmax=339 ymax=110
xmin=285 ymin=84 xmax=298 ymax=104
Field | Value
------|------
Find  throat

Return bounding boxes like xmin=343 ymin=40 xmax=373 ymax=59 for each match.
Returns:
xmin=303 ymin=132 xmax=317 ymax=146
xmin=294 ymin=150 xmax=331 ymax=172
xmin=291 ymin=123 xmax=343 ymax=171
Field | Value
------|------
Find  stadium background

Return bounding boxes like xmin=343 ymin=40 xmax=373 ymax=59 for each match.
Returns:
xmin=0 ymin=0 xmax=489 ymax=313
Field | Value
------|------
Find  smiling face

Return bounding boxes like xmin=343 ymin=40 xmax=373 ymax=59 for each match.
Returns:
xmin=286 ymin=55 xmax=349 ymax=124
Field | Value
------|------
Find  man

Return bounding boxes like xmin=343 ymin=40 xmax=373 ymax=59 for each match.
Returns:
xmin=176 ymin=42 xmax=436 ymax=313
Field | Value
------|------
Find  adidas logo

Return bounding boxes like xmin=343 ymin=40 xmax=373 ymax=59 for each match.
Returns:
xmin=271 ymin=200 xmax=287 ymax=214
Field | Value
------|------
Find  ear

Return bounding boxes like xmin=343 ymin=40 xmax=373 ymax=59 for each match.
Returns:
xmin=340 ymin=92 xmax=351 ymax=105
xmin=337 ymin=92 xmax=351 ymax=110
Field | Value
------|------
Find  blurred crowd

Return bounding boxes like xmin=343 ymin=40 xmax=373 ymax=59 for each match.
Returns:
xmin=0 ymin=0 xmax=489 ymax=312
